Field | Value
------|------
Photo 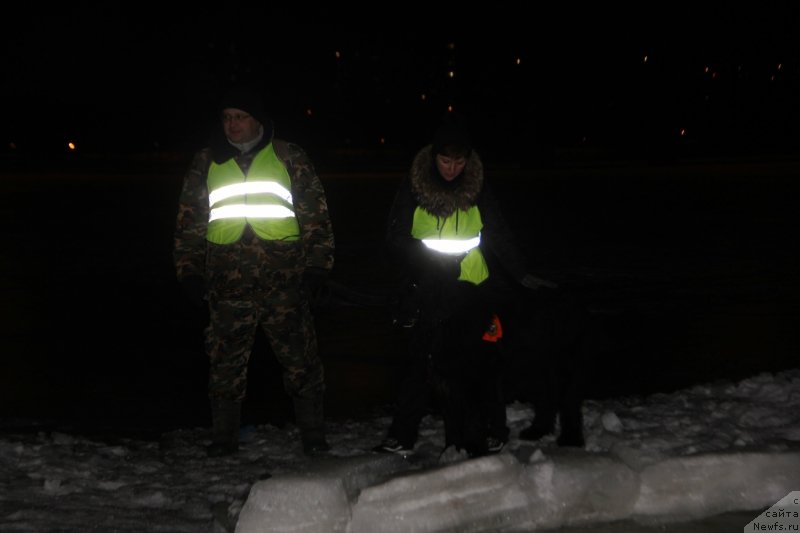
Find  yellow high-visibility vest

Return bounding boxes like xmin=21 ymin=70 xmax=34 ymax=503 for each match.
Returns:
xmin=411 ymin=205 xmax=489 ymax=285
xmin=206 ymin=144 xmax=300 ymax=244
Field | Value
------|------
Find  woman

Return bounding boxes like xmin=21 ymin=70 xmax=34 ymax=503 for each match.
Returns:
xmin=374 ymin=117 xmax=556 ymax=458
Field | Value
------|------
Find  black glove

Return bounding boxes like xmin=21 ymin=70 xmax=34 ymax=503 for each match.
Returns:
xmin=303 ymin=267 xmax=330 ymax=308
xmin=179 ymin=275 xmax=206 ymax=309
xmin=520 ymin=273 xmax=558 ymax=290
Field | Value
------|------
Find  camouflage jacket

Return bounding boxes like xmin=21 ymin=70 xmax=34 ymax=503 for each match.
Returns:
xmin=173 ymin=138 xmax=334 ymax=297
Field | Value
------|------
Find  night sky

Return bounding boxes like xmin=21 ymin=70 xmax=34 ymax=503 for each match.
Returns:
xmin=3 ymin=3 xmax=799 ymax=165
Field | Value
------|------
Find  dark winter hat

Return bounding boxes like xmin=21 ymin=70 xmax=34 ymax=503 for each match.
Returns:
xmin=431 ymin=116 xmax=472 ymax=157
xmin=219 ymin=85 xmax=268 ymax=125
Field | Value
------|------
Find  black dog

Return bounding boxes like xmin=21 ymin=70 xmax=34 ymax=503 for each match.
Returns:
xmin=392 ymin=279 xmax=508 ymax=458
xmin=499 ymin=287 xmax=604 ymax=447
xmin=332 ymin=276 xmax=602 ymax=452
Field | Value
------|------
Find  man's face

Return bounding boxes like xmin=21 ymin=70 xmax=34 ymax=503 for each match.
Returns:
xmin=221 ymin=108 xmax=261 ymax=144
xmin=435 ymin=154 xmax=467 ymax=181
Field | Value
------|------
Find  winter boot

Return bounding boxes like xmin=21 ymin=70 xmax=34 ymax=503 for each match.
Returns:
xmin=207 ymin=399 xmax=241 ymax=457
xmin=293 ymin=395 xmax=330 ymax=455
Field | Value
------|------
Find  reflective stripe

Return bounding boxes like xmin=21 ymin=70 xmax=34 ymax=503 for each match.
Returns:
xmin=209 ymin=204 xmax=296 ymax=221
xmin=208 ymin=181 xmax=293 ymax=208
xmin=206 ymin=143 xmax=300 ymax=244
xmin=421 ymin=235 xmax=481 ymax=255
xmin=411 ymin=205 xmax=488 ymax=284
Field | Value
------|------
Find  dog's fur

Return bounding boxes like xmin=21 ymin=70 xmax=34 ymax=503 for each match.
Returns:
xmin=499 ymin=288 xmax=603 ymax=447
xmin=329 ymin=277 xmax=602 ymax=451
xmin=429 ymin=282 xmax=602 ymax=452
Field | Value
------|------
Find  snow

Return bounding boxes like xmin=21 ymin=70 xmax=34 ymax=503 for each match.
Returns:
xmin=1 ymin=369 xmax=799 ymax=532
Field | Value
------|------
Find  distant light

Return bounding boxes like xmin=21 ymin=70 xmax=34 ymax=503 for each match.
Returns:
xmin=306 ymin=108 xmax=313 ymax=117
xmin=643 ymin=55 xmax=648 ymax=63
xmin=420 ymin=93 xmax=427 ymax=101
xmin=447 ymin=42 xmax=455 ymax=50
xmin=447 ymin=105 xmax=454 ymax=113
xmin=515 ymin=57 xmax=521 ymax=65
xmin=680 ymin=129 xmax=686 ymax=137
xmin=777 ymin=63 xmax=782 ymax=70
xmin=335 ymin=50 xmax=341 ymax=59
xmin=704 ymin=66 xmax=709 ymax=73
xmin=68 ymin=142 xmax=76 ymax=150
xmin=379 ymin=137 xmax=385 ymax=145
xmin=711 ymin=72 xmax=717 ymax=79
xmin=448 ymin=70 xmax=455 ymax=78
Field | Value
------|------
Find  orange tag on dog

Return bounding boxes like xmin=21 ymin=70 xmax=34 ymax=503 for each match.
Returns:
xmin=482 ymin=314 xmax=503 ymax=342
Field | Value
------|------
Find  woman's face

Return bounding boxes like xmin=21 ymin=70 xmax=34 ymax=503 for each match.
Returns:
xmin=435 ymin=154 xmax=467 ymax=181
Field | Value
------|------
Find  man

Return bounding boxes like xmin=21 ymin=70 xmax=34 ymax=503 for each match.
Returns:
xmin=173 ymin=84 xmax=334 ymax=456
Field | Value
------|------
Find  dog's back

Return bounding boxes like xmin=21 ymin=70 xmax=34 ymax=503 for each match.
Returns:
xmin=501 ymin=289 xmax=605 ymax=446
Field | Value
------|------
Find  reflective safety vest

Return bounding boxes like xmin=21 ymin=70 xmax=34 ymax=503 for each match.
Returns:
xmin=206 ymin=143 xmax=300 ymax=244
xmin=411 ymin=205 xmax=489 ymax=285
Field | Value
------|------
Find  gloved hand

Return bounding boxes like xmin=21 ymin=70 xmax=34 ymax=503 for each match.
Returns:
xmin=520 ymin=273 xmax=558 ymax=290
xmin=303 ymin=267 xmax=330 ymax=308
xmin=179 ymin=275 xmax=207 ymax=309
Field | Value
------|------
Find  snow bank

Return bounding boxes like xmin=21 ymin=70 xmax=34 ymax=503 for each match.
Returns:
xmin=236 ymin=449 xmax=800 ymax=532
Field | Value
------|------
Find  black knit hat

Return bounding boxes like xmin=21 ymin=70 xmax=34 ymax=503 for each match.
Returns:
xmin=431 ymin=115 xmax=472 ymax=157
xmin=219 ymin=85 xmax=268 ymax=125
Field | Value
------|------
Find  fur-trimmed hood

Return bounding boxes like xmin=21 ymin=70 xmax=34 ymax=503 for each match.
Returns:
xmin=409 ymin=145 xmax=484 ymax=218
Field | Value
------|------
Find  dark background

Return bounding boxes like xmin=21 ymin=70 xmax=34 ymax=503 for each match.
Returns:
xmin=1 ymin=4 xmax=799 ymax=436
xmin=2 ymin=3 xmax=799 ymax=167
xmin=2 ymin=160 xmax=798 ymax=437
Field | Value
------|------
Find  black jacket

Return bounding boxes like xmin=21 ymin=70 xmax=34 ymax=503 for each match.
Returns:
xmin=386 ymin=145 xmax=529 ymax=286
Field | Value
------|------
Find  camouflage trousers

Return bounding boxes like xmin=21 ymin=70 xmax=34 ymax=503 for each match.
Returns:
xmin=204 ymin=286 xmax=324 ymax=403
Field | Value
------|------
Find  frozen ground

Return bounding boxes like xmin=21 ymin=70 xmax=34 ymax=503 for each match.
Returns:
xmin=1 ymin=368 xmax=798 ymax=532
